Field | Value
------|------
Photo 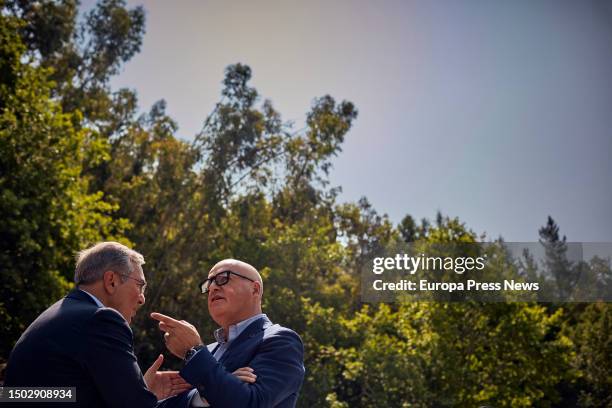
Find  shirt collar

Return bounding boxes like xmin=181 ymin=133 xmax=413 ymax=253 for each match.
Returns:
xmin=214 ymin=313 xmax=266 ymax=344
xmin=78 ymin=288 xmax=105 ymax=308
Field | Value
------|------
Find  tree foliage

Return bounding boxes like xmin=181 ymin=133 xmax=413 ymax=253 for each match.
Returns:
xmin=0 ymin=9 xmax=128 ymax=358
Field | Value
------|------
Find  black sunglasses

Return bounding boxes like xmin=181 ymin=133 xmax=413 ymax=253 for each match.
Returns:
xmin=200 ymin=270 xmax=255 ymax=294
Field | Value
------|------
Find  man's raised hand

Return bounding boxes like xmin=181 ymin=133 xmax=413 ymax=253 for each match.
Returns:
xmin=143 ymin=354 xmax=192 ymax=400
xmin=150 ymin=312 xmax=203 ymax=359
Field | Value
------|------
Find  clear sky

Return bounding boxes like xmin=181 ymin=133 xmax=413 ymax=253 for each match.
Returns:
xmin=82 ymin=0 xmax=612 ymax=242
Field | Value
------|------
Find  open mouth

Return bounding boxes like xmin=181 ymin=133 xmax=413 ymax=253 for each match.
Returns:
xmin=210 ymin=295 xmax=225 ymax=303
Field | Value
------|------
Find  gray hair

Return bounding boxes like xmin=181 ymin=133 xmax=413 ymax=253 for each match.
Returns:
xmin=74 ymin=242 xmax=145 ymax=285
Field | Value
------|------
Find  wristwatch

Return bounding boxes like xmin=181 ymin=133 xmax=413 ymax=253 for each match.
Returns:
xmin=184 ymin=344 xmax=205 ymax=362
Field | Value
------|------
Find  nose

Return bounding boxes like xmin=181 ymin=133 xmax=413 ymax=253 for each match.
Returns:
xmin=209 ymin=284 xmax=221 ymax=298
xmin=138 ymin=292 xmax=145 ymax=306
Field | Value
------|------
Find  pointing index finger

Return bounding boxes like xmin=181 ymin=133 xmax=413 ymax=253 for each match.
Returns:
xmin=150 ymin=312 xmax=180 ymax=327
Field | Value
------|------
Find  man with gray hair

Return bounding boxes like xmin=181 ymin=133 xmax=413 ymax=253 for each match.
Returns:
xmin=4 ymin=241 xmax=192 ymax=407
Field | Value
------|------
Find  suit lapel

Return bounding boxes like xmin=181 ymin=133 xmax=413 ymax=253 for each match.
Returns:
xmin=207 ymin=342 xmax=219 ymax=354
xmin=219 ymin=316 xmax=272 ymax=366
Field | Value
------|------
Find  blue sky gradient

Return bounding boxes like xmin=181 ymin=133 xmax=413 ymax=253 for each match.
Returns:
xmin=81 ymin=0 xmax=612 ymax=241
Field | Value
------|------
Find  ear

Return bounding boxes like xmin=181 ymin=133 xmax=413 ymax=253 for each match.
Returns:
xmin=252 ymin=281 xmax=262 ymax=297
xmin=103 ymin=270 xmax=118 ymax=294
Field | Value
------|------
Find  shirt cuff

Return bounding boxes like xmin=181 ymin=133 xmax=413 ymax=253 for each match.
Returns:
xmin=189 ymin=389 xmax=210 ymax=407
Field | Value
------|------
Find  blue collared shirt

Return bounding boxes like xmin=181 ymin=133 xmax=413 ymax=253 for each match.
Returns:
xmin=79 ymin=289 xmax=104 ymax=308
xmin=213 ymin=313 xmax=267 ymax=360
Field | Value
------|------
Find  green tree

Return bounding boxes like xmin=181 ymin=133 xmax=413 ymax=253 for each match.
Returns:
xmin=0 ymin=12 xmax=127 ymax=360
xmin=120 ymin=64 xmax=363 ymax=366
xmin=565 ymin=302 xmax=612 ymax=407
xmin=539 ymin=216 xmax=581 ymax=300
xmin=300 ymin=215 xmax=574 ymax=407
xmin=4 ymin=0 xmax=145 ymax=123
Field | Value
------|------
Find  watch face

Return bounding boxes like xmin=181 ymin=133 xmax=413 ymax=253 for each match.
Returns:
xmin=185 ymin=345 xmax=203 ymax=361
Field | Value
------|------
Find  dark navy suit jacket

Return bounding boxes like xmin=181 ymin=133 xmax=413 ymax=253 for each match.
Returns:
xmin=166 ymin=315 xmax=305 ymax=408
xmin=5 ymin=289 xmax=157 ymax=407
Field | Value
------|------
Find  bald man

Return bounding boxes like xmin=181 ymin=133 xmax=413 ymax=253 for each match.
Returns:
xmin=151 ymin=259 xmax=305 ymax=408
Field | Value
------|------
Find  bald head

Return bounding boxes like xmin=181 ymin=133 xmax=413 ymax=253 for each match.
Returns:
xmin=206 ymin=259 xmax=264 ymax=330
xmin=208 ymin=259 xmax=263 ymax=297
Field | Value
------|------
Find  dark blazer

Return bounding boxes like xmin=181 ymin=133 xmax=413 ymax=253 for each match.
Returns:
xmin=4 ymin=289 xmax=158 ymax=407
xmin=167 ymin=315 xmax=305 ymax=408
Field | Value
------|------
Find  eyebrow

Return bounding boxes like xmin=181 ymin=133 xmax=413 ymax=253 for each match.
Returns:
xmin=209 ymin=268 xmax=233 ymax=277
